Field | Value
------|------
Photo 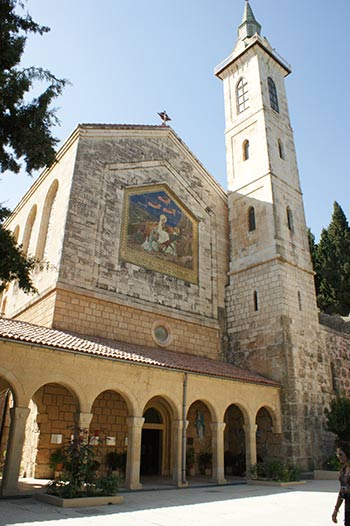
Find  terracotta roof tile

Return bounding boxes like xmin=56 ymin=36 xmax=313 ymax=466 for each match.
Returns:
xmin=0 ymin=317 xmax=279 ymax=387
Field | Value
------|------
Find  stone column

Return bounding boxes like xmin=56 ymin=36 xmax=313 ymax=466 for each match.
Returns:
xmin=125 ymin=416 xmax=144 ymax=490
xmin=211 ymin=421 xmax=226 ymax=484
xmin=172 ymin=419 xmax=188 ymax=487
xmin=243 ymin=422 xmax=257 ymax=474
xmin=1 ymin=406 xmax=30 ymax=496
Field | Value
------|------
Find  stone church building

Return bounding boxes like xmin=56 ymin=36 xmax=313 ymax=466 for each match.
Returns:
xmin=0 ymin=2 xmax=349 ymax=496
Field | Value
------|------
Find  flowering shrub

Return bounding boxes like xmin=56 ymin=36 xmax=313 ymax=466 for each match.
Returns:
xmin=46 ymin=428 xmax=121 ymax=498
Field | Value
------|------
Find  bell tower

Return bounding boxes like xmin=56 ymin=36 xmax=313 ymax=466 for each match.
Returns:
xmin=216 ymin=2 xmax=331 ymax=468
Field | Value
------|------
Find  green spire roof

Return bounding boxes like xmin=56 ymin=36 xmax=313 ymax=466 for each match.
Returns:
xmin=238 ymin=1 xmax=261 ymax=41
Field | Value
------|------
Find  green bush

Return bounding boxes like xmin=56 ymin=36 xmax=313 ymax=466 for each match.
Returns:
xmin=325 ymin=396 xmax=350 ymax=441
xmin=325 ymin=455 xmax=341 ymax=471
xmin=249 ymin=459 xmax=301 ymax=482
xmin=106 ymin=451 xmax=126 ymax=472
xmin=96 ymin=474 xmax=120 ymax=496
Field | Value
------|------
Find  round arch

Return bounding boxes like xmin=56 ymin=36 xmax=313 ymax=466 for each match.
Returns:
xmin=28 ymin=374 xmax=84 ymax=413
xmin=22 ymin=204 xmax=37 ymax=256
xmin=0 ymin=367 xmax=27 ymax=407
xmin=141 ymin=393 xmax=179 ymax=421
xmin=223 ymin=403 xmax=246 ymax=476
xmin=141 ymin=396 xmax=175 ymax=477
xmin=186 ymin=396 xmax=218 ymax=422
xmin=255 ymin=406 xmax=282 ymax=463
xmin=186 ymin=400 xmax=214 ymax=477
xmin=87 ymin=383 xmax=138 ymax=417
xmin=28 ymin=382 xmax=81 ymax=479
xmin=89 ymin=389 xmax=130 ymax=476
xmin=36 ymin=179 xmax=59 ymax=260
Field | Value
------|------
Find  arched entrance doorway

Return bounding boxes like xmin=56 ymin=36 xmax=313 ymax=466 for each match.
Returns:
xmin=141 ymin=397 xmax=173 ymax=477
xmin=224 ymin=404 xmax=246 ymax=476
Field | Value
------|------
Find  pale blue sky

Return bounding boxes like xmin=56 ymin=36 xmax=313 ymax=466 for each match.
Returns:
xmin=1 ymin=0 xmax=349 ymax=240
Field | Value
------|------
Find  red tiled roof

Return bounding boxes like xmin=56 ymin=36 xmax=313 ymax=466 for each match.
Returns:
xmin=0 ymin=317 xmax=279 ymax=387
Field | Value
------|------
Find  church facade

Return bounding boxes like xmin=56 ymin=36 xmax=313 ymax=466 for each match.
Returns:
xmin=0 ymin=2 xmax=349 ymax=495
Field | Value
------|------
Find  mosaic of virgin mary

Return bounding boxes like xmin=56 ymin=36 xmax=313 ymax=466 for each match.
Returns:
xmin=120 ymin=184 xmax=198 ymax=283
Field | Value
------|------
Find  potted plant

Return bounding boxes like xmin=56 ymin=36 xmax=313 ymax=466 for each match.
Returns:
xmin=49 ymin=448 xmax=66 ymax=474
xmin=106 ymin=450 xmax=126 ymax=476
xmin=186 ymin=447 xmax=196 ymax=476
xmin=224 ymin=450 xmax=234 ymax=475
xmin=198 ymin=450 xmax=212 ymax=476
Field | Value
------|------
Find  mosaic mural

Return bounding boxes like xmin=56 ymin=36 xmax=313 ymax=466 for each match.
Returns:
xmin=120 ymin=184 xmax=198 ymax=283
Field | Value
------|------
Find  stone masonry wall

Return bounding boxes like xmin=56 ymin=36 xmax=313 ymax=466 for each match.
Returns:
xmin=58 ymin=128 xmax=228 ymax=332
xmin=33 ymin=384 xmax=78 ymax=478
xmin=320 ymin=324 xmax=350 ymax=396
xmin=226 ymin=257 xmax=334 ymax=468
xmin=14 ymin=290 xmax=57 ymax=327
xmin=52 ymin=288 xmax=221 ymax=359
xmin=90 ymin=390 xmax=128 ymax=474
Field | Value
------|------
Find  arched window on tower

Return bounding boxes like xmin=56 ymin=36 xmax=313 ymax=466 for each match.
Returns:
xmin=36 ymin=180 xmax=59 ymax=260
xmin=243 ymin=140 xmax=250 ymax=161
xmin=254 ymin=290 xmax=259 ymax=312
xmin=278 ymin=139 xmax=284 ymax=159
xmin=286 ymin=206 xmax=294 ymax=232
xmin=268 ymin=77 xmax=279 ymax=113
xmin=22 ymin=205 xmax=37 ymax=256
xmin=236 ymin=77 xmax=249 ymax=113
xmin=248 ymin=206 xmax=256 ymax=232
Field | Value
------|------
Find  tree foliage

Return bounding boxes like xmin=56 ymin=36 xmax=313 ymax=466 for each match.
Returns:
xmin=308 ymin=202 xmax=350 ymax=316
xmin=0 ymin=206 xmax=36 ymax=293
xmin=325 ymin=396 xmax=350 ymax=442
xmin=0 ymin=0 xmax=67 ymax=295
xmin=0 ymin=0 xmax=68 ymax=175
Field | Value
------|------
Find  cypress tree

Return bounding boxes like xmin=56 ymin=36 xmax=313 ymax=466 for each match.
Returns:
xmin=307 ymin=227 xmax=319 ymax=296
xmin=316 ymin=202 xmax=350 ymax=315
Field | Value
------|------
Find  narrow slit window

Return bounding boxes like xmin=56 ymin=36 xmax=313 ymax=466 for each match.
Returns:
xmin=254 ymin=290 xmax=259 ymax=311
xmin=298 ymin=290 xmax=302 ymax=311
xmin=287 ymin=207 xmax=294 ymax=231
xmin=236 ymin=78 xmax=249 ymax=113
xmin=248 ymin=206 xmax=256 ymax=232
xmin=243 ymin=140 xmax=250 ymax=161
xmin=278 ymin=139 xmax=284 ymax=159
xmin=268 ymin=77 xmax=279 ymax=113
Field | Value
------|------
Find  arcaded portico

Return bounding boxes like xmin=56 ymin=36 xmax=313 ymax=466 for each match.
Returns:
xmin=0 ymin=318 xmax=281 ymax=496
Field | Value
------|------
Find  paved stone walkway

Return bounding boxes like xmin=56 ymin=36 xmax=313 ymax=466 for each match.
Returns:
xmin=0 ymin=480 xmax=340 ymax=526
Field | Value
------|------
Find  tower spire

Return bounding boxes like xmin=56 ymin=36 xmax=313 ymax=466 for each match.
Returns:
xmin=238 ymin=0 xmax=261 ymax=41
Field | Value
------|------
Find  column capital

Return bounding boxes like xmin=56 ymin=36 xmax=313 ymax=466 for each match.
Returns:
xmin=127 ymin=416 xmax=145 ymax=429
xmin=9 ymin=406 xmax=30 ymax=420
xmin=243 ymin=423 xmax=258 ymax=434
xmin=78 ymin=412 xmax=93 ymax=429
xmin=172 ymin=419 xmax=184 ymax=431
xmin=210 ymin=421 xmax=226 ymax=433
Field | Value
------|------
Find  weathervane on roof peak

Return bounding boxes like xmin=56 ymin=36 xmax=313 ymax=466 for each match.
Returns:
xmin=158 ymin=110 xmax=171 ymax=127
